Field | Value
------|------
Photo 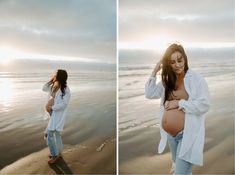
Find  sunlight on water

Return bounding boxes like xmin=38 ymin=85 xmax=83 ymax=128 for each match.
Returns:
xmin=0 ymin=78 xmax=14 ymax=111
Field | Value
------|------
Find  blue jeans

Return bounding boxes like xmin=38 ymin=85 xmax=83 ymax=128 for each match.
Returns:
xmin=47 ymin=130 xmax=63 ymax=157
xmin=168 ymin=131 xmax=192 ymax=175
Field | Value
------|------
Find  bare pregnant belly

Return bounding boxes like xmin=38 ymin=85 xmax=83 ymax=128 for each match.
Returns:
xmin=162 ymin=109 xmax=185 ymax=136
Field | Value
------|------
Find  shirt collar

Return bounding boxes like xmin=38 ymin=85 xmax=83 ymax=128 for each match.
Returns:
xmin=185 ymin=69 xmax=193 ymax=78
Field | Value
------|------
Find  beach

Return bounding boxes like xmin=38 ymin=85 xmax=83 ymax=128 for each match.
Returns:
xmin=119 ymin=49 xmax=235 ymax=174
xmin=0 ymin=60 xmax=116 ymax=174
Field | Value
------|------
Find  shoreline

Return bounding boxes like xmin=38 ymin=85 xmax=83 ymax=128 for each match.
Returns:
xmin=0 ymin=136 xmax=116 ymax=174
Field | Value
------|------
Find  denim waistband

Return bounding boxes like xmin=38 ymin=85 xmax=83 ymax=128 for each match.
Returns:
xmin=177 ymin=130 xmax=184 ymax=136
xmin=168 ymin=130 xmax=184 ymax=141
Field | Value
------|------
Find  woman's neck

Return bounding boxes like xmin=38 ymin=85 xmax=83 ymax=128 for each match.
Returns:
xmin=176 ymin=71 xmax=185 ymax=80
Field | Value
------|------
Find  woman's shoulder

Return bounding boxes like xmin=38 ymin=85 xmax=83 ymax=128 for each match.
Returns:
xmin=186 ymin=69 xmax=204 ymax=81
xmin=186 ymin=69 xmax=208 ymax=88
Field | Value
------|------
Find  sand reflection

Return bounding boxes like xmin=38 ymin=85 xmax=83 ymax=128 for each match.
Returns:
xmin=0 ymin=77 xmax=13 ymax=111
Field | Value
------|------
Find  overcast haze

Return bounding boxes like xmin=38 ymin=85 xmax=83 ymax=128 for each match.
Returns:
xmin=119 ymin=0 xmax=235 ymax=50
xmin=0 ymin=0 xmax=116 ymax=63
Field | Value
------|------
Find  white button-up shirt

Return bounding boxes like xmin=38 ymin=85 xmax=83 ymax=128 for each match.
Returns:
xmin=43 ymin=83 xmax=71 ymax=132
xmin=145 ymin=69 xmax=210 ymax=166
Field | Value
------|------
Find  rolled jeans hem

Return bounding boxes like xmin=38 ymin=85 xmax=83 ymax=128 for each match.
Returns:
xmin=47 ymin=130 xmax=63 ymax=157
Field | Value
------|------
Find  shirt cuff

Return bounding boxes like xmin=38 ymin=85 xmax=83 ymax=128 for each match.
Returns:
xmin=148 ymin=76 xmax=157 ymax=85
xmin=51 ymin=105 xmax=56 ymax=111
xmin=178 ymin=99 xmax=186 ymax=112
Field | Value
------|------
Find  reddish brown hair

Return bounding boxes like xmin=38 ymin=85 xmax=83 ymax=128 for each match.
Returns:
xmin=161 ymin=43 xmax=189 ymax=105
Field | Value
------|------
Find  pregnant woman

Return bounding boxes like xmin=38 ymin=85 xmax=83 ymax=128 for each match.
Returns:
xmin=145 ymin=43 xmax=210 ymax=174
xmin=43 ymin=69 xmax=71 ymax=164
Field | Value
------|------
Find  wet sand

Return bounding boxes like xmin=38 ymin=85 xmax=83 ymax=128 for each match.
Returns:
xmin=0 ymin=139 xmax=116 ymax=174
xmin=119 ymin=74 xmax=235 ymax=174
xmin=119 ymin=111 xmax=234 ymax=174
xmin=0 ymin=85 xmax=116 ymax=174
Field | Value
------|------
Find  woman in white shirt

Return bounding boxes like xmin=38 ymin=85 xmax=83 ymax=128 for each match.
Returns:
xmin=145 ymin=43 xmax=210 ymax=174
xmin=43 ymin=69 xmax=71 ymax=164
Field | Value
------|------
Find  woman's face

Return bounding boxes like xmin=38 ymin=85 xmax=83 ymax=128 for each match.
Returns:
xmin=51 ymin=70 xmax=57 ymax=82
xmin=170 ymin=51 xmax=185 ymax=75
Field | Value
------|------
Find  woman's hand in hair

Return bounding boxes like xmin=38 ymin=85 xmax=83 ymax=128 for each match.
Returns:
xmin=165 ymin=100 xmax=179 ymax=111
xmin=151 ymin=59 xmax=162 ymax=77
xmin=46 ymin=104 xmax=52 ymax=114
xmin=48 ymin=72 xmax=57 ymax=85
xmin=48 ymin=76 xmax=55 ymax=85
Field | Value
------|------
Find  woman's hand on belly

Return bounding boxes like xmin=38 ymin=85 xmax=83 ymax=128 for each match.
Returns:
xmin=162 ymin=108 xmax=185 ymax=136
xmin=46 ymin=104 xmax=52 ymax=114
xmin=47 ymin=98 xmax=54 ymax=106
xmin=165 ymin=100 xmax=179 ymax=111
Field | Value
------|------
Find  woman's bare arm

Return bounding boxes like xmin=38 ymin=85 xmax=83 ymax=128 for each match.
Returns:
xmin=151 ymin=59 xmax=162 ymax=77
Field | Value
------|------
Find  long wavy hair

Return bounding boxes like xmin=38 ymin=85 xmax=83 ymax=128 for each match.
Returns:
xmin=161 ymin=43 xmax=189 ymax=105
xmin=55 ymin=69 xmax=68 ymax=98
xmin=48 ymin=69 xmax=68 ymax=98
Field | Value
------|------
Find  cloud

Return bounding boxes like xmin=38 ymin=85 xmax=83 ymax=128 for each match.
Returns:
xmin=0 ymin=0 xmax=116 ymax=63
xmin=119 ymin=0 xmax=235 ymax=44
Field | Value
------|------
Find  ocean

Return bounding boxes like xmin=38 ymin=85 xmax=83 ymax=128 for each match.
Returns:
xmin=119 ymin=47 xmax=235 ymax=132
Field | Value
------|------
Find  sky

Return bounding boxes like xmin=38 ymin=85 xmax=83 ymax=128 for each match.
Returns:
xmin=119 ymin=0 xmax=235 ymax=52
xmin=0 ymin=0 xmax=116 ymax=64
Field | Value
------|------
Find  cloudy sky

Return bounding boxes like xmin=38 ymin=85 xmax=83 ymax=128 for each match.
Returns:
xmin=0 ymin=0 xmax=116 ymax=63
xmin=119 ymin=0 xmax=235 ymax=51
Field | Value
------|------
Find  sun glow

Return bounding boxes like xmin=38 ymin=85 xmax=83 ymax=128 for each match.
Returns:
xmin=0 ymin=45 xmax=103 ymax=64
xmin=0 ymin=46 xmax=23 ymax=65
xmin=120 ymin=37 xmax=235 ymax=52
xmin=119 ymin=35 xmax=174 ymax=53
